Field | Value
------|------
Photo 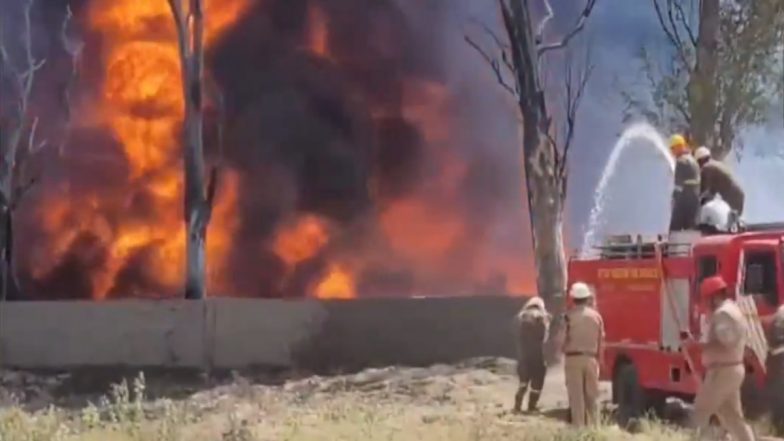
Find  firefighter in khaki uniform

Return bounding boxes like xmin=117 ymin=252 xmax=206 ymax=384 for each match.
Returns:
xmin=562 ymin=282 xmax=605 ymax=427
xmin=691 ymin=276 xmax=755 ymax=441
xmin=513 ymin=296 xmax=551 ymax=413
xmin=694 ymin=146 xmax=745 ymax=216
xmin=765 ymin=305 xmax=784 ymax=435
xmin=669 ymin=134 xmax=701 ymax=231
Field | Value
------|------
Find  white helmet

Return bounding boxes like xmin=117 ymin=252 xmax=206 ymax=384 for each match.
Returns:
xmin=524 ymin=296 xmax=545 ymax=310
xmin=694 ymin=146 xmax=711 ymax=161
xmin=699 ymin=196 xmax=731 ymax=231
xmin=569 ymin=282 xmax=592 ymax=300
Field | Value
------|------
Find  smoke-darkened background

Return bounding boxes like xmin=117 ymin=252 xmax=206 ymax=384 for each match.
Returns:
xmin=2 ymin=0 xmax=534 ymax=300
xmin=1 ymin=0 xmax=782 ymax=300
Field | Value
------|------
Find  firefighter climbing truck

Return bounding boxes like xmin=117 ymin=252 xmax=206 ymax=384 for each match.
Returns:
xmin=568 ymin=224 xmax=784 ymax=422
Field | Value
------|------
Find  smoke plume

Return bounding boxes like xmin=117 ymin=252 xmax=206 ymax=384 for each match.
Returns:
xmin=5 ymin=0 xmax=533 ymax=300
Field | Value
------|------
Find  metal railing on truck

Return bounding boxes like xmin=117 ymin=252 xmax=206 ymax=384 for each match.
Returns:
xmin=580 ymin=234 xmax=692 ymax=261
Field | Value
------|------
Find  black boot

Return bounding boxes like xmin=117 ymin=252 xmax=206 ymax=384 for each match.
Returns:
xmin=513 ymin=386 xmax=527 ymax=413
xmin=527 ymin=389 xmax=541 ymax=413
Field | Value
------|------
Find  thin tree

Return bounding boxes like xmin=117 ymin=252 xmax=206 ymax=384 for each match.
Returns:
xmin=622 ymin=0 xmax=784 ymax=159
xmin=0 ymin=1 xmax=81 ymax=300
xmin=167 ymin=0 xmax=218 ymax=300
xmin=466 ymin=0 xmax=597 ymax=354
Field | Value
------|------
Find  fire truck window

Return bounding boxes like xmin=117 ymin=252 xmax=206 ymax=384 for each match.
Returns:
xmin=697 ymin=256 xmax=718 ymax=283
xmin=743 ymin=252 xmax=778 ymax=306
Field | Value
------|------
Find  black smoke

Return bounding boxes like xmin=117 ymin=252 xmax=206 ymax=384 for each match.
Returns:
xmin=10 ymin=0 xmax=530 ymax=299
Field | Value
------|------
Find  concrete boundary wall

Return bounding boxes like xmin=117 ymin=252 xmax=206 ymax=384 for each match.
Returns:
xmin=0 ymin=296 xmax=524 ymax=370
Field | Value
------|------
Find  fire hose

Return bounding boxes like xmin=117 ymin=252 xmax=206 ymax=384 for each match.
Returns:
xmin=655 ymin=243 xmax=702 ymax=388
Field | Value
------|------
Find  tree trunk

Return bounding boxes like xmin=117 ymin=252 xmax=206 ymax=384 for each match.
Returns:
xmin=173 ymin=0 xmax=212 ymax=300
xmin=183 ymin=101 xmax=208 ymax=300
xmin=0 ymin=119 xmax=21 ymax=301
xmin=523 ymin=123 xmax=568 ymax=363
xmin=507 ymin=0 xmax=569 ymax=360
xmin=688 ymin=0 xmax=720 ymax=155
xmin=183 ymin=54 xmax=209 ymax=300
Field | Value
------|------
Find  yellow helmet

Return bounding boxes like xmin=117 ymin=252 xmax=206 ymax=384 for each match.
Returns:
xmin=669 ymin=134 xmax=687 ymax=151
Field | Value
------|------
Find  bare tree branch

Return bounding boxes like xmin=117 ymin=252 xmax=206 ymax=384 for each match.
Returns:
xmin=537 ymin=0 xmax=598 ymax=57
xmin=536 ymin=0 xmax=555 ymax=44
xmin=26 ymin=116 xmax=47 ymax=154
xmin=57 ymin=4 xmax=82 ymax=155
xmin=468 ymin=16 xmax=510 ymax=50
xmin=673 ymin=0 xmax=698 ymax=46
xmin=651 ymin=0 xmax=691 ymax=67
xmin=0 ymin=0 xmax=79 ymax=301
xmin=464 ymin=35 xmax=518 ymax=96
xmin=559 ymin=47 xmax=594 ymax=182
xmin=167 ymin=0 xmax=189 ymax=70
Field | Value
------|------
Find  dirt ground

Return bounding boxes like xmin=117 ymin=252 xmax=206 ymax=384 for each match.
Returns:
xmin=0 ymin=357 xmax=776 ymax=440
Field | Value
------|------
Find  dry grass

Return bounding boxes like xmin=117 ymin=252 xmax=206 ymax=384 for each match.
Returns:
xmin=0 ymin=372 xmax=696 ymax=441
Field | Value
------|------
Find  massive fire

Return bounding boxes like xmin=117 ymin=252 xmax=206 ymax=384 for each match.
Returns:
xmin=15 ymin=0 xmax=535 ymax=300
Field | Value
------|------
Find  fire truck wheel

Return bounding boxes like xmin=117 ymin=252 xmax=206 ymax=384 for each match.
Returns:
xmin=615 ymin=363 xmax=647 ymax=427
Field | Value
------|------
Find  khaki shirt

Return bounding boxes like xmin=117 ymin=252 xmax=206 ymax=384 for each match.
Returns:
xmin=563 ymin=305 xmax=605 ymax=355
xmin=673 ymin=154 xmax=700 ymax=191
xmin=769 ymin=305 xmax=784 ymax=355
xmin=700 ymin=159 xmax=745 ymax=213
xmin=702 ymin=299 xmax=747 ymax=367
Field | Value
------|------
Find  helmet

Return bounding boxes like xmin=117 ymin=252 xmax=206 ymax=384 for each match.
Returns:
xmin=694 ymin=146 xmax=711 ymax=161
xmin=698 ymin=196 xmax=731 ymax=231
xmin=569 ymin=282 xmax=592 ymax=300
xmin=700 ymin=276 xmax=727 ymax=301
xmin=524 ymin=296 xmax=545 ymax=310
xmin=669 ymin=134 xmax=688 ymax=152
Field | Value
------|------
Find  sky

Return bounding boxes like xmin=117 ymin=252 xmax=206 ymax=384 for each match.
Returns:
xmin=449 ymin=0 xmax=784 ymax=250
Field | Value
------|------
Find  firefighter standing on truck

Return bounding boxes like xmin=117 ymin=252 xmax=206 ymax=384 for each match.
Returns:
xmin=694 ymin=146 xmax=745 ymax=216
xmin=766 ymin=305 xmax=784 ymax=435
xmin=562 ymin=282 xmax=605 ymax=427
xmin=691 ymin=276 xmax=755 ymax=441
xmin=513 ymin=296 xmax=551 ymax=413
xmin=669 ymin=134 xmax=701 ymax=231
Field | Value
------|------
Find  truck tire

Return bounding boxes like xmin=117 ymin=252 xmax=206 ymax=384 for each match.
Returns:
xmin=615 ymin=363 xmax=647 ymax=427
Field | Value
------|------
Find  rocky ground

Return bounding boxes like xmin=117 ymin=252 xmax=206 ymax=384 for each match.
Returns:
xmin=0 ymin=357 xmax=775 ymax=440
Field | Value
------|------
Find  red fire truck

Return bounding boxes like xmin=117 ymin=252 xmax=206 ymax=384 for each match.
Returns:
xmin=568 ymin=224 xmax=784 ymax=423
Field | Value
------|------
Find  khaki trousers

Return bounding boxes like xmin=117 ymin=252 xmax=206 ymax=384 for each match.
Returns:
xmin=692 ymin=364 xmax=754 ymax=441
xmin=564 ymin=355 xmax=600 ymax=426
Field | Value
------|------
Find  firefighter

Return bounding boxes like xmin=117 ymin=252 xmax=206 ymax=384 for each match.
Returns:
xmin=691 ymin=276 xmax=755 ymax=441
xmin=669 ymin=134 xmax=701 ymax=231
xmin=694 ymin=146 xmax=745 ymax=216
xmin=766 ymin=305 xmax=784 ymax=435
xmin=513 ymin=296 xmax=551 ymax=413
xmin=562 ymin=282 xmax=605 ymax=427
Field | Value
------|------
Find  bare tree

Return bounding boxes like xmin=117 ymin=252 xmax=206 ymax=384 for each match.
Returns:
xmin=167 ymin=0 xmax=218 ymax=299
xmin=0 ymin=0 xmax=81 ymax=300
xmin=466 ymin=0 xmax=597 ymax=353
xmin=623 ymin=0 xmax=784 ymax=159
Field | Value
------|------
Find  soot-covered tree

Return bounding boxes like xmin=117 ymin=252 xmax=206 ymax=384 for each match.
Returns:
xmin=466 ymin=0 xmax=597 ymax=356
xmin=0 ymin=0 xmax=80 ymax=300
xmin=167 ymin=0 xmax=219 ymax=300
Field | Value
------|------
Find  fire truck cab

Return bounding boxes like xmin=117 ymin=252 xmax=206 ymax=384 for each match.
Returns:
xmin=568 ymin=223 xmax=784 ymax=422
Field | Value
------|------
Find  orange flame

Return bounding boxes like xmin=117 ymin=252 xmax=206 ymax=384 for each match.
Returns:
xmin=307 ymin=3 xmax=330 ymax=58
xmin=273 ymin=215 xmax=330 ymax=267
xmin=34 ymin=0 xmax=254 ymax=299
xmin=314 ymin=263 xmax=356 ymax=299
xmin=30 ymin=0 xmax=537 ymax=299
xmin=380 ymin=198 xmax=463 ymax=266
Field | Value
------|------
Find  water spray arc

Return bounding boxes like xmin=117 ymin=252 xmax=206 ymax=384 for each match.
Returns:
xmin=580 ymin=123 xmax=676 ymax=256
